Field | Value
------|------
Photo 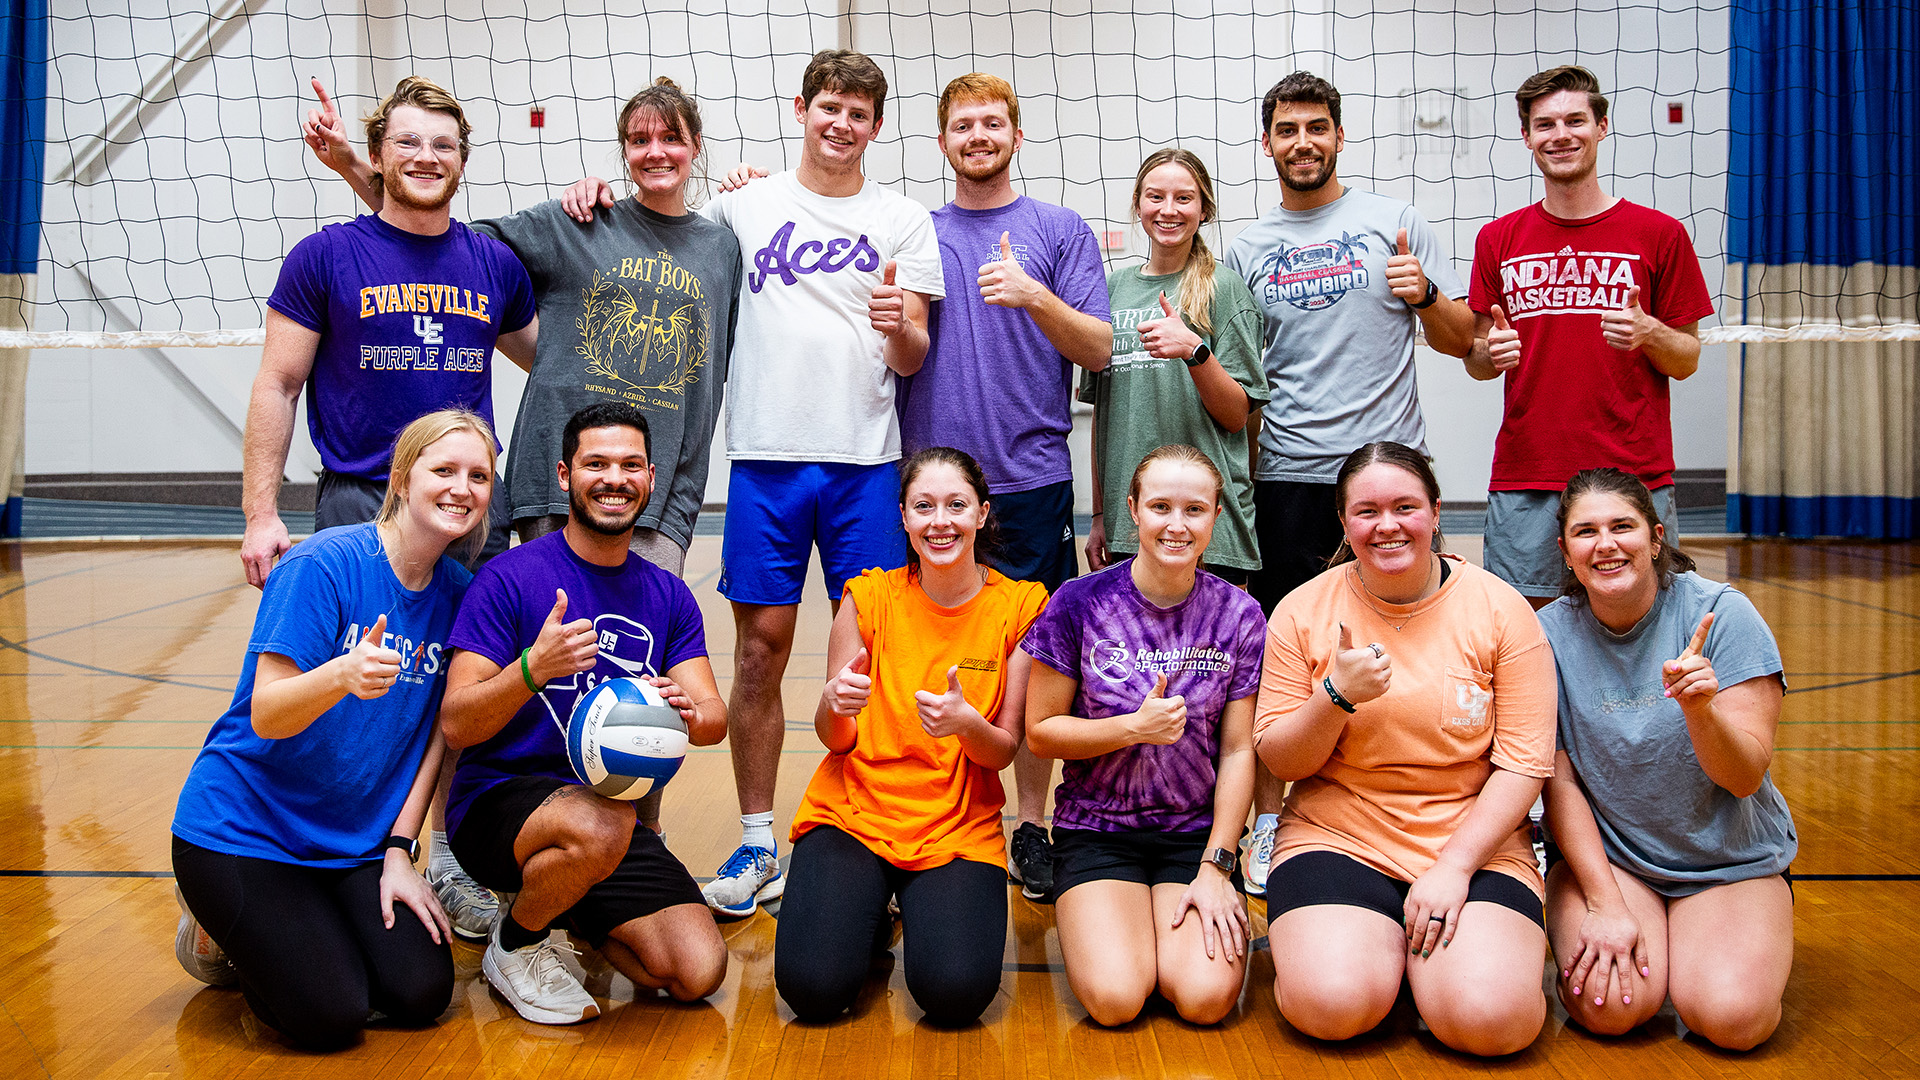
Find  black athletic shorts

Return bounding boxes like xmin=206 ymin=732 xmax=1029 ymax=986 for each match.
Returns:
xmin=1267 ymin=849 xmax=1544 ymax=929
xmin=448 ymin=775 xmax=705 ymax=945
xmin=1051 ymin=827 xmax=1243 ymax=898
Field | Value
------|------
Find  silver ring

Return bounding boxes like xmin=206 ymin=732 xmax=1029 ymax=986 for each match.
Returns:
xmin=1368 ymin=642 xmax=1385 ymax=659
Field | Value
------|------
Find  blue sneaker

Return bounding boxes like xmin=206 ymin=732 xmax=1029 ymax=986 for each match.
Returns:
xmin=702 ymin=844 xmax=783 ymax=917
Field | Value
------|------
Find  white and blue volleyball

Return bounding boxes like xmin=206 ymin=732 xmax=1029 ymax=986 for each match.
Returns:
xmin=565 ymin=678 xmax=689 ymax=799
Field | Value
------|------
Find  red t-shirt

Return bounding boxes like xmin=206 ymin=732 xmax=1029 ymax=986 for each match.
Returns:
xmin=1469 ymin=200 xmax=1715 ymax=490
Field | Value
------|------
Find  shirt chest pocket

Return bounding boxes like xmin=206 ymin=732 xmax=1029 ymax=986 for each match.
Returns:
xmin=1441 ymin=666 xmax=1494 ymax=738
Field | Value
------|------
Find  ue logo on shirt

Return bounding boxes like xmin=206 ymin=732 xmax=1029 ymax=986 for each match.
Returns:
xmin=534 ymin=614 xmax=659 ymax=730
xmin=1257 ymin=232 xmax=1371 ymax=312
xmin=1090 ymin=638 xmax=1132 ymax=683
xmin=414 ymin=315 xmax=444 ymax=345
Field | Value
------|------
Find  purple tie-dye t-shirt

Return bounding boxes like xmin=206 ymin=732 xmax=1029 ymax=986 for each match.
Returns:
xmin=1020 ymin=560 xmax=1267 ymax=832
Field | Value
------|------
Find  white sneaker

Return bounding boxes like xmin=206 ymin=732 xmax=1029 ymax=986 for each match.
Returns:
xmin=430 ymin=865 xmax=500 ymax=942
xmin=1244 ymin=817 xmax=1278 ymax=898
xmin=702 ymin=844 xmax=783 ymax=917
xmin=173 ymin=885 xmax=237 ymax=986
xmin=482 ymin=922 xmax=600 ymax=1025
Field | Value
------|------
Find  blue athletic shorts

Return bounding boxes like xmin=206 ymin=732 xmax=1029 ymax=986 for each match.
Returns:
xmin=719 ymin=459 xmax=907 ymax=605
xmin=1483 ymin=484 xmax=1677 ymax=598
xmin=984 ymin=479 xmax=1078 ymax=593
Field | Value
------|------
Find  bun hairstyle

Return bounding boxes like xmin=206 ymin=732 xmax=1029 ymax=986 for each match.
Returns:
xmin=1130 ymin=148 xmax=1220 ymax=337
xmin=898 ymin=447 xmax=999 ymax=573
xmin=1554 ymin=467 xmax=1695 ymax=603
xmin=615 ymin=77 xmax=709 ymax=201
xmin=1327 ymin=441 xmax=1443 ymax=567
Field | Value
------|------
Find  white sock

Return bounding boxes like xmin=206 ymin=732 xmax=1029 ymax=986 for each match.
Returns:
xmin=740 ymin=812 xmax=776 ymax=853
xmin=428 ymin=830 xmax=459 ymax=878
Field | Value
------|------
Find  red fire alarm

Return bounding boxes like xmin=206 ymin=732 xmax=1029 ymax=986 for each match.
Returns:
xmin=1667 ymin=102 xmax=1684 ymax=123
xmin=530 ymin=104 xmax=545 ymax=129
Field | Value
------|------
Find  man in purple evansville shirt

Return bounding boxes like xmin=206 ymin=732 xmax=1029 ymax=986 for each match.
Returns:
xmin=240 ymin=76 xmax=537 ymax=587
xmin=893 ymin=74 xmax=1114 ymax=902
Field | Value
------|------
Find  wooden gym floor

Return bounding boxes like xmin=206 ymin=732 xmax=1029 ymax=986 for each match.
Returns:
xmin=0 ymin=533 xmax=1915 ymax=1078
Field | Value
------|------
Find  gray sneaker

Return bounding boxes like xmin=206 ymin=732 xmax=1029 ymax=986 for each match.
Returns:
xmin=173 ymin=885 xmax=237 ymax=986
xmin=702 ymin=844 xmax=783 ymax=917
xmin=431 ymin=865 xmax=500 ymax=942
xmin=482 ymin=921 xmax=600 ymax=1025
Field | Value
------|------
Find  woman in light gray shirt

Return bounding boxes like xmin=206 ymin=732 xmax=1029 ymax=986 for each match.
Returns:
xmin=1537 ymin=468 xmax=1794 ymax=1051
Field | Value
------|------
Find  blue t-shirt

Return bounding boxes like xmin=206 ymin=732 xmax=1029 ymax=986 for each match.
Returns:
xmin=1019 ymin=561 xmax=1266 ymax=833
xmin=897 ymin=197 xmax=1111 ymax=494
xmin=444 ymin=532 xmax=708 ymax=837
xmin=172 ymin=524 xmax=472 ymax=867
xmin=1538 ymin=571 xmax=1797 ymax=896
xmin=267 ymin=214 xmax=536 ymax=480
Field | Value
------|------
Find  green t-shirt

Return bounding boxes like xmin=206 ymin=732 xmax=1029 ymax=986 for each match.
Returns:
xmin=1081 ymin=263 xmax=1268 ymax=570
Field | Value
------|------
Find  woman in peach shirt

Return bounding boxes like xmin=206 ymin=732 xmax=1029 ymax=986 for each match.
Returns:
xmin=1254 ymin=442 xmax=1556 ymax=1056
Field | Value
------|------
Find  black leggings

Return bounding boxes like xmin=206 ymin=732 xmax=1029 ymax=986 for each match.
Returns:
xmin=773 ymin=826 xmax=1007 ymax=1027
xmin=172 ymin=837 xmax=453 ymax=1050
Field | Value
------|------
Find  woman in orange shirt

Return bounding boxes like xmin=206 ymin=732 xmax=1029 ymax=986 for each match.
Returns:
xmin=775 ymin=448 xmax=1048 ymax=1026
xmin=1255 ymin=442 xmax=1556 ymax=1056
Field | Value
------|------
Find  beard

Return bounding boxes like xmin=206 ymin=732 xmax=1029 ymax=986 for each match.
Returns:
xmin=568 ymin=483 xmax=646 ymax=536
xmin=950 ymin=145 xmax=1011 ymax=183
xmin=1277 ymin=153 xmax=1336 ymax=193
xmin=381 ymin=167 xmax=461 ymax=213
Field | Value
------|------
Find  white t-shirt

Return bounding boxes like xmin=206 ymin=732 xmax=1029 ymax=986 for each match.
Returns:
xmin=704 ymin=171 xmax=943 ymax=464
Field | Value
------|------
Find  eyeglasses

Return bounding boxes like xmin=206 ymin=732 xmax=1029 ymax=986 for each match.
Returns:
xmin=386 ymin=133 xmax=462 ymax=158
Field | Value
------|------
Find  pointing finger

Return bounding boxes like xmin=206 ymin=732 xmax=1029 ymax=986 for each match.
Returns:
xmin=999 ymin=230 xmax=1013 ymax=262
xmin=310 ymin=76 xmax=336 ymax=116
xmin=1396 ymin=227 xmax=1410 ymax=256
xmin=1683 ymin=611 xmax=1714 ymax=657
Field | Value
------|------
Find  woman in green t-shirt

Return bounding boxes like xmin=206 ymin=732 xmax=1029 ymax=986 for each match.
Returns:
xmin=1082 ymin=149 xmax=1268 ymax=581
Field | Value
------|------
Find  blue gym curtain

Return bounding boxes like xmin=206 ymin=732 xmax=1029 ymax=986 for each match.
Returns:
xmin=0 ymin=0 xmax=48 ymax=538
xmin=1724 ymin=0 xmax=1920 ymax=539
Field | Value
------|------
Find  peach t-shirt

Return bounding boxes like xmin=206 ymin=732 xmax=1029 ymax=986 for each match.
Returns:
xmin=1254 ymin=554 xmax=1556 ymax=893
xmin=792 ymin=566 xmax=1048 ymax=871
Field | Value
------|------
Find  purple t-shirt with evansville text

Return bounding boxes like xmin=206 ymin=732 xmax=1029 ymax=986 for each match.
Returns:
xmin=1020 ymin=560 xmax=1266 ymax=832
xmin=443 ymin=531 xmax=706 ymax=838
xmin=897 ymin=196 xmax=1111 ymax=494
xmin=267 ymin=214 xmax=535 ymax=480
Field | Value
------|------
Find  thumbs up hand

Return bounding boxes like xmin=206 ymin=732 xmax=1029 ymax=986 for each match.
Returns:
xmin=1602 ymin=283 xmax=1652 ymax=352
xmin=1486 ymin=304 xmax=1521 ymax=373
xmin=1328 ymin=622 xmax=1392 ymax=707
xmin=526 ymin=588 xmax=599 ymax=687
xmin=1127 ymin=672 xmax=1189 ymax=746
xmin=1385 ymin=226 xmax=1431 ymax=306
xmin=341 ymin=613 xmax=405 ymax=699
xmin=915 ymin=665 xmax=984 ymax=739
xmin=977 ymin=230 xmax=1043 ymax=309
xmin=1137 ymin=291 xmax=1204 ymax=362
xmin=826 ymin=646 xmax=875 ymax=719
xmin=869 ymin=260 xmax=907 ymax=336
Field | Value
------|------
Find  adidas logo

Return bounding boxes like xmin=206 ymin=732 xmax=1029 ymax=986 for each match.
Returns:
xmin=1557 ymin=245 xmax=1574 ymax=256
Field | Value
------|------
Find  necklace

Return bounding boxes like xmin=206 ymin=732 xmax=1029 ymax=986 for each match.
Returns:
xmin=1353 ymin=554 xmax=1437 ymax=632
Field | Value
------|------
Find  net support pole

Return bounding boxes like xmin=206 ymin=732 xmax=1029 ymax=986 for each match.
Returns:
xmin=0 ymin=0 xmax=47 ymax=538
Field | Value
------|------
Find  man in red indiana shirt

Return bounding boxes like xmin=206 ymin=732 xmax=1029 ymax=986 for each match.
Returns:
xmin=1466 ymin=66 xmax=1716 ymax=608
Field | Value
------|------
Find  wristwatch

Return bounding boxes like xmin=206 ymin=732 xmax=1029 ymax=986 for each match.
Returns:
xmin=1203 ymin=846 xmax=1238 ymax=876
xmin=1410 ymin=280 xmax=1439 ymax=309
xmin=1185 ymin=341 xmax=1212 ymax=368
xmin=382 ymin=834 xmax=421 ymax=861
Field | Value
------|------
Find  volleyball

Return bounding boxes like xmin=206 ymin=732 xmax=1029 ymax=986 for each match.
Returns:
xmin=565 ymin=677 xmax=689 ymax=800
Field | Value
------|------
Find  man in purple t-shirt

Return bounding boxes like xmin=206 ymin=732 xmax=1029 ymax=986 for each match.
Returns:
xmin=240 ymin=76 xmax=538 ymax=589
xmin=439 ymin=404 xmax=728 ymax=1025
xmin=893 ymin=74 xmax=1114 ymax=902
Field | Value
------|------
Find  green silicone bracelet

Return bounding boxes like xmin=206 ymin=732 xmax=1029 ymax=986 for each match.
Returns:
xmin=520 ymin=647 xmax=538 ymax=693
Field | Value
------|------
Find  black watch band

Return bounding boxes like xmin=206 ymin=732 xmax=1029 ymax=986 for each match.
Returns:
xmin=1410 ymin=280 xmax=1439 ymax=309
xmin=382 ymin=834 xmax=420 ymax=861
xmin=1184 ymin=341 xmax=1212 ymax=368
xmin=1203 ymin=846 xmax=1237 ymax=876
